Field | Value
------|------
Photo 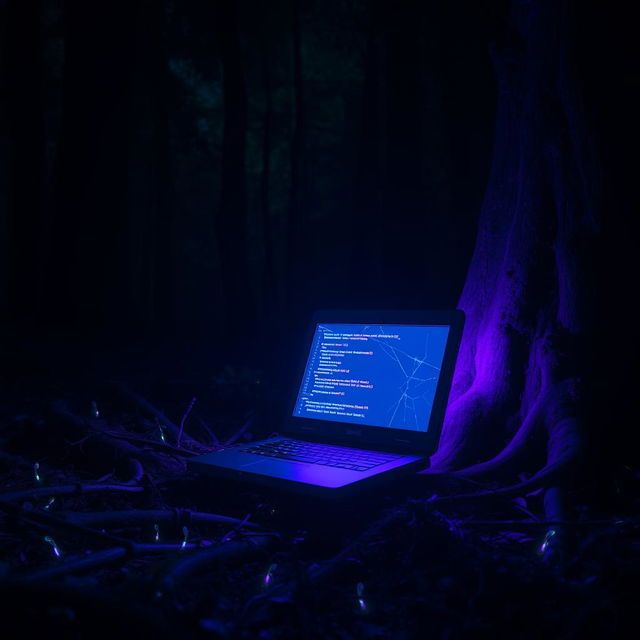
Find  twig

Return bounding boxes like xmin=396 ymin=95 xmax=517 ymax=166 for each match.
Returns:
xmin=102 ymin=430 xmax=196 ymax=456
xmin=159 ymin=535 xmax=273 ymax=595
xmin=177 ymin=397 xmax=197 ymax=448
xmin=0 ymin=499 xmax=135 ymax=546
xmin=197 ymin=417 xmax=220 ymax=446
xmin=109 ymin=382 xmax=204 ymax=450
xmin=224 ymin=413 xmax=256 ymax=446
xmin=241 ymin=507 xmax=408 ymax=620
xmin=0 ymin=484 xmax=145 ymax=503
xmin=16 ymin=547 xmax=128 ymax=582
xmin=15 ymin=542 xmax=203 ymax=583
xmin=442 ymin=519 xmax=622 ymax=528
xmin=124 ymin=458 xmax=145 ymax=485
xmin=50 ymin=401 xmax=184 ymax=476
xmin=220 ymin=512 xmax=253 ymax=542
xmin=60 ymin=509 xmax=262 ymax=530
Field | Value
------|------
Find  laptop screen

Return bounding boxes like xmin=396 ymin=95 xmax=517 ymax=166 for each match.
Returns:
xmin=292 ymin=323 xmax=450 ymax=433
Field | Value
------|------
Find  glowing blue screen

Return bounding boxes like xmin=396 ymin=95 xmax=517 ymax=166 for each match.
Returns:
xmin=293 ymin=323 xmax=450 ymax=432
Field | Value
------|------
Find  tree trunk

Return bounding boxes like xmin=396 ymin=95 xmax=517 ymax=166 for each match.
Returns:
xmin=260 ymin=14 xmax=275 ymax=320
xmin=427 ymin=0 xmax=598 ymax=493
xmin=285 ymin=0 xmax=306 ymax=312
xmin=215 ymin=0 xmax=252 ymax=339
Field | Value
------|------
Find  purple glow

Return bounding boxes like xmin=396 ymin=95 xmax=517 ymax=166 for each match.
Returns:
xmin=358 ymin=598 xmax=367 ymax=612
xmin=264 ymin=563 xmax=277 ymax=586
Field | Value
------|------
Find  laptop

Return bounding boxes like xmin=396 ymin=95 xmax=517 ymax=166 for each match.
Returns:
xmin=190 ymin=310 xmax=464 ymax=491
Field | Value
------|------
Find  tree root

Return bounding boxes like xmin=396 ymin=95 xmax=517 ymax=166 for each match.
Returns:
xmin=158 ymin=535 xmax=273 ymax=596
xmin=426 ymin=444 xmax=580 ymax=504
xmin=422 ymin=376 xmax=582 ymax=502
xmin=61 ymin=508 xmax=261 ymax=530
xmin=50 ymin=400 xmax=185 ymax=477
xmin=241 ymin=506 xmax=409 ymax=621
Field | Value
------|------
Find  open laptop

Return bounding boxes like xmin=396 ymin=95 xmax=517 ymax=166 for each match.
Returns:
xmin=190 ymin=310 xmax=464 ymax=491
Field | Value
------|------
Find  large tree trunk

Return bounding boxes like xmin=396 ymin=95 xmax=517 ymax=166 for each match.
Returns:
xmin=427 ymin=0 xmax=598 ymax=492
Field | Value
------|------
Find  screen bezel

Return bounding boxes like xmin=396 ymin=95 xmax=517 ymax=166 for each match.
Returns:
xmin=284 ymin=309 xmax=465 ymax=455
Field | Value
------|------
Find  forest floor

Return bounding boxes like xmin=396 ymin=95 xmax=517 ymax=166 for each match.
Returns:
xmin=0 ymin=367 xmax=638 ymax=639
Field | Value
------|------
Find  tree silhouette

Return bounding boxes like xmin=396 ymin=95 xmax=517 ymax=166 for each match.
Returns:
xmin=426 ymin=0 xmax=598 ymax=500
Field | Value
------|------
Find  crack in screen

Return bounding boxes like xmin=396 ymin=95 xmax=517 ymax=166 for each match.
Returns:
xmin=293 ymin=323 xmax=450 ymax=432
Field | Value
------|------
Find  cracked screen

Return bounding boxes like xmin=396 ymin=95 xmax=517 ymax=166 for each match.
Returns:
xmin=293 ymin=323 xmax=450 ymax=432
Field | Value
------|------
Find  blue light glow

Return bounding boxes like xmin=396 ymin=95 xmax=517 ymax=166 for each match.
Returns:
xmin=34 ymin=462 xmax=41 ymax=483
xmin=539 ymin=529 xmax=556 ymax=555
xmin=293 ymin=324 xmax=450 ymax=432
xmin=44 ymin=536 xmax=62 ymax=558
xmin=180 ymin=526 xmax=189 ymax=550
xmin=356 ymin=582 xmax=367 ymax=612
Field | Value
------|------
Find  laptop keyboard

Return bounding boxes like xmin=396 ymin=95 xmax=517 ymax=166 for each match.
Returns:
xmin=239 ymin=439 xmax=403 ymax=471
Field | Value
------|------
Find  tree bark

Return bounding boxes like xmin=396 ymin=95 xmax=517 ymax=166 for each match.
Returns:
xmin=427 ymin=0 xmax=598 ymax=492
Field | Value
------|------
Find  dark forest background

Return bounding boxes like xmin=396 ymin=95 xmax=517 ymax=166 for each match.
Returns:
xmin=0 ymin=0 xmax=637 ymax=450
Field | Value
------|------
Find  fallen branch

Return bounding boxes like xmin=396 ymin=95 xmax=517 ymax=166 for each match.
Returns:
xmin=0 ymin=483 xmax=144 ymax=503
xmin=241 ymin=507 xmax=409 ymax=620
xmin=15 ymin=542 xmax=208 ymax=583
xmin=123 ymin=458 xmax=145 ymax=485
xmin=50 ymin=400 xmax=185 ymax=476
xmin=109 ymin=381 xmax=205 ymax=451
xmin=61 ymin=508 xmax=262 ymax=530
xmin=0 ymin=498 xmax=135 ymax=546
xmin=102 ymin=430 xmax=197 ymax=456
xmin=159 ymin=535 xmax=274 ymax=595
xmin=224 ymin=412 xmax=256 ymax=446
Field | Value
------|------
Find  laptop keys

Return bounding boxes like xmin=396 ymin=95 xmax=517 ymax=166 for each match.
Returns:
xmin=239 ymin=439 xmax=402 ymax=472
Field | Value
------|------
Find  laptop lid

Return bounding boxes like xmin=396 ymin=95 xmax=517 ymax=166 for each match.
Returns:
xmin=284 ymin=309 xmax=465 ymax=455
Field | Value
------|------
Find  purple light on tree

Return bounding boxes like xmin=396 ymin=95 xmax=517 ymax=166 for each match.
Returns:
xmin=424 ymin=0 xmax=597 ymax=503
